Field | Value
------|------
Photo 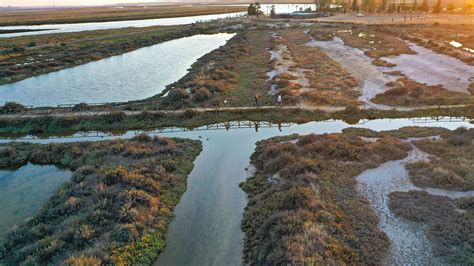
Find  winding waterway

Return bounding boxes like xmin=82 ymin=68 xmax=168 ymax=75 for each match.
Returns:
xmin=0 ymin=33 xmax=234 ymax=107
xmin=1 ymin=118 xmax=472 ymax=265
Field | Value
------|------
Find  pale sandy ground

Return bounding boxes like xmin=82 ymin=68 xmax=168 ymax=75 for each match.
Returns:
xmin=314 ymin=13 xmax=474 ymax=25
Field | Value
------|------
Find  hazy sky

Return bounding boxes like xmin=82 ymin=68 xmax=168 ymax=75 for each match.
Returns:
xmin=1 ymin=0 xmax=162 ymax=7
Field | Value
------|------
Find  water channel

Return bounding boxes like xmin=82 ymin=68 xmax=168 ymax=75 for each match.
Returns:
xmin=0 ymin=33 xmax=234 ymax=107
xmin=0 ymin=12 xmax=244 ymax=38
xmin=1 ymin=117 xmax=472 ymax=265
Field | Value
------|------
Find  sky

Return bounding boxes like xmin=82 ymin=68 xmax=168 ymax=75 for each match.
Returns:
xmin=1 ymin=0 xmax=164 ymax=7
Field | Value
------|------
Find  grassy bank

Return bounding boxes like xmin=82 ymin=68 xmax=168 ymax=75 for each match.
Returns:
xmin=0 ymin=5 xmax=246 ymax=26
xmin=0 ymin=20 xmax=238 ymax=85
xmin=0 ymin=135 xmax=202 ymax=265
xmin=240 ymin=132 xmax=412 ymax=263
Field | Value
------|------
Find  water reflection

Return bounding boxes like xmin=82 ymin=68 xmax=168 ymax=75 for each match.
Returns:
xmin=0 ymin=118 xmax=472 ymax=265
xmin=0 ymin=12 xmax=244 ymax=38
xmin=0 ymin=163 xmax=71 ymax=242
xmin=0 ymin=33 xmax=235 ymax=107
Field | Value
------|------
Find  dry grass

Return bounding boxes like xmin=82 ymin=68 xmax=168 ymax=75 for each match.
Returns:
xmin=0 ymin=136 xmax=202 ymax=265
xmin=332 ymin=27 xmax=415 ymax=58
xmin=241 ymin=132 xmax=412 ymax=264
xmin=372 ymin=78 xmax=473 ymax=106
xmin=271 ymin=30 xmax=361 ymax=106
xmin=0 ymin=5 xmax=246 ymax=26
xmin=381 ymin=23 xmax=474 ymax=65
xmin=408 ymin=128 xmax=474 ymax=191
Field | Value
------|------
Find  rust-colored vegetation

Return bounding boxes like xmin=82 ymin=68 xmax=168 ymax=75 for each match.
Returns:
xmin=372 ymin=78 xmax=473 ymax=106
xmin=0 ymin=135 xmax=202 ymax=265
xmin=334 ymin=27 xmax=415 ymax=58
xmin=271 ymin=30 xmax=360 ymax=106
xmin=163 ymin=33 xmax=249 ymax=108
xmin=241 ymin=132 xmax=412 ymax=264
xmin=393 ymin=23 xmax=474 ymax=66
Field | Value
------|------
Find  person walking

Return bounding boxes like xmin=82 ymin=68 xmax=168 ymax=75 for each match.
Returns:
xmin=277 ymin=94 xmax=282 ymax=107
xmin=253 ymin=94 xmax=259 ymax=107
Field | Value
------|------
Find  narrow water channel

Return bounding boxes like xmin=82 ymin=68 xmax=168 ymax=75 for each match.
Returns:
xmin=1 ymin=118 xmax=472 ymax=265
xmin=0 ymin=12 xmax=244 ymax=38
xmin=0 ymin=33 xmax=234 ymax=107
xmin=0 ymin=163 xmax=71 ymax=242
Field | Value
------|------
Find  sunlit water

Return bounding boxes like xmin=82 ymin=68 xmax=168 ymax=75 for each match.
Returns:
xmin=0 ymin=163 xmax=71 ymax=242
xmin=0 ymin=33 xmax=234 ymax=107
xmin=0 ymin=12 xmax=244 ymax=38
xmin=0 ymin=118 xmax=472 ymax=265
xmin=0 ymin=3 xmax=316 ymax=39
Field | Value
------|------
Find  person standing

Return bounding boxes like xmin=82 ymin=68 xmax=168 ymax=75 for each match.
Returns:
xmin=277 ymin=94 xmax=282 ymax=107
xmin=253 ymin=94 xmax=259 ymax=107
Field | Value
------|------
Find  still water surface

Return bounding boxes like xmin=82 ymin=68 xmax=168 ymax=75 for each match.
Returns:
xmin=0 ymin=163 xmax=71 ymax=242
xmin=1 ymin=118 xmax=472 ymax=265
xmin=0 ymin=33 xmax=234 ymax=107
xmin=0 ymin=12 xmax=244 ymax=38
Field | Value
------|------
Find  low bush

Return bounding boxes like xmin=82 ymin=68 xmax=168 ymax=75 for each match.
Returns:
xmin=241 ymin=132 xmax=411 ymax=264
xmin=0 ymin=102 xmax=27 ymax=114
xmin=0 ymin=137 xmax=202 ymax=265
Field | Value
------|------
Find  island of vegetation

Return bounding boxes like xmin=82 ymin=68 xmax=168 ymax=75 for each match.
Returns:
xmin=241 ymin=126 xmax=474 ymax=264
xmin=0 ymin=135 xmax=202 ymax=265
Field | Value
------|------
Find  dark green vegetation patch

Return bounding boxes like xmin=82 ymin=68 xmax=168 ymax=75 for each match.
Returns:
xmin=389 ymin=191 xmax=474 ymax=263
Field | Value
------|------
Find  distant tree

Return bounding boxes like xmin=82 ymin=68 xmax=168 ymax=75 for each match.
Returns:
xmin=255 ymin=2 xmax=263 ymax=16
xmin=446 ymin=2 xmax=455 ymax=12
xmin=248 ymin=2 xmax=263 ymax=16
xmin=463 ymin=4 xmax=473 ymax=12
xmin=352 ymin=0 xmax=358 ymax=11
xmin=432 ymin=0 xmax=442 ymax=13
xmin=270 ymin=5 xmax=276 ymax=16
xmin=412 ymin=0 xmax=417 ymax=11
xmin=248 ymin=3 xmax=256 ymax=15
xmin=315 ymin=0 xmax=331 ymax=11
xmin=387 ymin=1 xmax=396 ymax=12
xmin=379 ymin=0 xmax=388 ymax=13
xmin=418 ymin=0 xmax=429 ymax=12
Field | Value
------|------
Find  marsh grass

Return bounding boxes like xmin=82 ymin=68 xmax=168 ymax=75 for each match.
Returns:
xmin=0 ymin=136 xmax=202 ymax=265
xmin=372 ymin=78 xmax=473 ymax=107
xmin=389 ymin=191 xmax=474 ymax=263
xmin=241 ymin=132 xmax=412 ymax=264
xmin=408 ymin=128 xmax=474 ymax=191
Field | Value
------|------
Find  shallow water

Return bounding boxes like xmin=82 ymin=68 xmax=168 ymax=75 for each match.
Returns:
xmin=0 ymin=33 xmax=234 ymax=107
xmin=382 ymin=42 xmax=474 ymax=93
xmin=1 ymin=118 xmax=473 ymax=265
xmin=356 ymin=141 xmax=474 ymax=265
xmin=0 ymin=163 xmax=71 ymax=242
xmin=0 ymin=12 xmax=244 ymax=38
